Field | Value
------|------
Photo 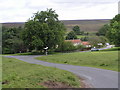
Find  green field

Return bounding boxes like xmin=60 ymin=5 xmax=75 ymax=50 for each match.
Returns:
xmin=77 ymin=35 xmax=86 ymax=39
xmin=36 ymin=51 xmax=118 ymax=71
xmin=2 ymin=57 xmax=80 ymax=88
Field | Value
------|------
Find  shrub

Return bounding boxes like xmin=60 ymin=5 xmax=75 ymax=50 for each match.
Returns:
xmin=76 ymin=45 xmax=85 ymax=50
xmin=55 ymin=41 xmax=77 ymax=52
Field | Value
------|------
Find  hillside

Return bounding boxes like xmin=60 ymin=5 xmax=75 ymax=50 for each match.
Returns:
xmin=1 ymin=19 xmax=110 ymax=32
xmin=61 ymin=19 xmax=110 ymax=32
xmin=2 ymin=22 xmax=24 ymax=28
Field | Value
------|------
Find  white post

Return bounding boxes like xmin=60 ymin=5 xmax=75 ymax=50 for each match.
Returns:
xmin=44 ymin=47 xmax=48 ymax=55
xmin=46 ymin=50 xmax=47 ymax=55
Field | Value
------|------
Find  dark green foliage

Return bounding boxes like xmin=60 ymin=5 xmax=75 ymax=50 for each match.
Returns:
xmin=110 ymin=14 xmax=120 ymax=24
xmin=96 ymin=14 xmax=120 ymax=46
xmin=96 ymin=24 xmax=110 ymax=36
xmin=66 ymin=31 xmax=77 ymax=40
xmin=80 ymin=31 xmax=85 ymax=35
xmin=84 ymin=32 xmax=89 ymax=35
xmin=72 ymin=25 xmax=80 ymax=35
xmin=22 ymin=8 xmax=66 ymax=51
xmin=2 ymin=27 xmax=26 ymax=54
xmin=81 ymin=36 xmax=89 ymax=41
xmin=106 ymin=14 xmax=120 ymax=46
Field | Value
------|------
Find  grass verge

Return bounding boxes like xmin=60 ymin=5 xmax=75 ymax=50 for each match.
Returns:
xmin=101 ymin=47 xmax=120 ymax=51
xmin=36 ymin=51 xmax=118 ymax=71
xmin=2 ymin=57 xmax=80 ymax=88
xmin=2 ymin=51 xmax=59 ymax=56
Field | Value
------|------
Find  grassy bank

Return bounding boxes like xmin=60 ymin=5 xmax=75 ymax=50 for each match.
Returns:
xmin=2 ymin=57 xmax=80 ymax=88
xmin=2 ymin=52 xmax=44 ymax=55
xmin=2 ymin=51 xmax=59 ymax=56
xmin=36 ymin=51 xmax=118 ymax=71
xmin=101 ymin=47 xmax=120 ymax=51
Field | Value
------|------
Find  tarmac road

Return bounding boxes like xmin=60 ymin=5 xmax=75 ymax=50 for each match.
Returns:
xmin=5 ymin=55 xmax=118 ymax=88
xmin=99 ymin=45 xmax=114 ymax=50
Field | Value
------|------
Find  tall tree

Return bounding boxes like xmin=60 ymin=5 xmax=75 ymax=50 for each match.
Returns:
xmin=72 ymin=25 xmax=80 ymax=35
xmin=96 ymin=24 xmax=110 ymax=36
xmin=2 ymin=27 xmax=26 ymax=54
xmin=22 ymin=8 xmax=66 ymax=51
xmin=66 ymin=31 xmax=77 ymax=40
xmin=106 ymin=14 xmax=120 ymax=46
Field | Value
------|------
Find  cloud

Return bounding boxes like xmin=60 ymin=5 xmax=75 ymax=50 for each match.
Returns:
xmin=55 ymin=2 xmax=118 ymax=20
xmin=0 ymin=0 xmax=119 ymax=23
xmin=0 ymin=0 xmax=26 ymax=10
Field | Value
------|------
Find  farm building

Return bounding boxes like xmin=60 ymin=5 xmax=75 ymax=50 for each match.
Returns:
xmin=81 ymin=41 xmax=91 ymax=47
xmin=65 ymin=39 xmax=91 ymax=47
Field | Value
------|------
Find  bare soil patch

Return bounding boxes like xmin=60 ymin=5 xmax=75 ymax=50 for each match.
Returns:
xmin=2 ymin=80 xmax=9 ymax=85
xmin=40 ymin=80 xmax=72 ymax=88
xmin=40 ymin=77 xmax=93 ymax=88
xmin=79 ymin=77 xmax=93 ymax=88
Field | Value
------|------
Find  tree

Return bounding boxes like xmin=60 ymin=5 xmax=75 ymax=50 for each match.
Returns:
xmin=56 ymin=41 xmax=76 ymax=52
xmin=80 ymin=31 xmax=84 ymax=35
xmin=72 ymin=25 xmax=80 ymax=35
xmin=22 ymin=8 xmax=66 ymax=51
xmin=106 ymin=14 xmax=120 ymax=46
xmin=88 ymin=36 xmax=108 ymax=47
xmin=81 ymin=36 xmax=89 ymax=41
xmin=66 ymin=31 xmax=77 ymax=40
xmin=2 ymin=27 xmax=26 ymax=54
xmin=96 ymin=24 xmax=110 ymax=36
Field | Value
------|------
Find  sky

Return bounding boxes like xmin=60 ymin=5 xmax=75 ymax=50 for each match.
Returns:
xmin=0 ymin=0 xmax=119 ymax=23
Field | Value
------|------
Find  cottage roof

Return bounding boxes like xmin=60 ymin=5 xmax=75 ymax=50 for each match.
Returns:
xmin=82 ymin=41 xmax=90 ymax=45
xmin=65 ymin=39 xmax=82 ymax=43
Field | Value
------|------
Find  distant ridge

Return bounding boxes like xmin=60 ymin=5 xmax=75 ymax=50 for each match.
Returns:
xmin=1 ymin=19 xmax=110 ymax=32
xmin=61 ymin=19 xmax=110 ymax=32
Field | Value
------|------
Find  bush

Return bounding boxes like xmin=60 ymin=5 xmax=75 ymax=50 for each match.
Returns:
xmin=2 ymin=48 xmax=12 ymax=54
xmin=80 ymin=36 xmax=89 ymax=41
xmin=66 ymin=31 xmax=77 ymax=40
xmin=55 ymin=41 xmax=77 ymax=52
xmin=76 ymin=45 xmax=85 ymax=50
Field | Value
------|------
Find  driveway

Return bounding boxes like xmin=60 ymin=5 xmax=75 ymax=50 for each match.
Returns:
xmin=99 ymin=45 xmax=114 ymax=50
xmin=80 ymin=45 xmax=113 ymax=52
xmin=5 ymin=55 xmax=118 ymax=88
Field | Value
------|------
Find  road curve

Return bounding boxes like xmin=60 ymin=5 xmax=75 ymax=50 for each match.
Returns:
xmin=5 ymin=55 xmax=118 ymax=88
